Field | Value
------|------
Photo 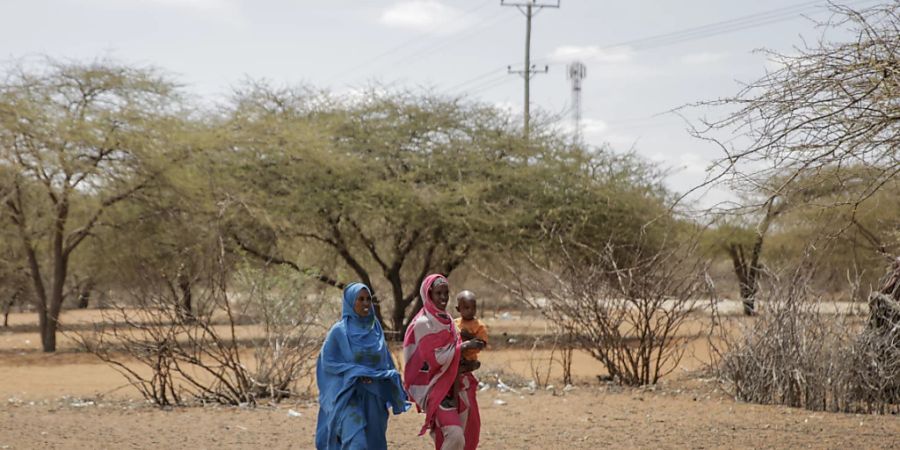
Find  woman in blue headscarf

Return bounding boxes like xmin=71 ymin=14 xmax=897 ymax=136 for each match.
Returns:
xmin=315 ymin=282 xmax=409 ymax=450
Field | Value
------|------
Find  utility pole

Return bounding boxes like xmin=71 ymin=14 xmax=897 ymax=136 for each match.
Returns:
xmin=502 ymin=0 xmax=560 ymax=140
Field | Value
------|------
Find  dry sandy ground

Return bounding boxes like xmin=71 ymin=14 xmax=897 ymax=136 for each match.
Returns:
xmin=1 ymin=310 xmax=899 ymax=449
xmin=3 ymin=386 xmax=899 ymax=449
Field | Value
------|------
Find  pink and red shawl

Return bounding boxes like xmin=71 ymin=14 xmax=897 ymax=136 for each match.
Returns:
xmin=402 ymin=274 xmax=463 ymax=436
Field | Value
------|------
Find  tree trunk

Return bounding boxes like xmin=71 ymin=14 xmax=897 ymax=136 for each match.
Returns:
xmin=177 ymin=272 xmax=193 ymax=322
xmin=728 ymin=198 xmax=781 ymax=316
xmin=44 ymin=269 xmax=67 ymax=353
xmin=40 ymin=310 xmax=58 ymax=351
xmin=76 ymin=279 xmax=93 ymax=309
xmin=2 ymin=292 xmax=15 ymax=328
xmin=42 ymin=206 xmax=70 ymax=353
xmin=387 ymin=270 xmax=408 ymax=340
xmin=728 ymin=240 xmax=764 ymax=316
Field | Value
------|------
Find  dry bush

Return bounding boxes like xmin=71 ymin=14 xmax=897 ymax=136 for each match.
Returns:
xmin=508 ymin=239 xmax=713 ymax=386
xmin=712 ymin=258 xmax=900 ymax=413
xmin=75 ymin=250 xmax=324 ymax=407
xmin=235 ymin=265 xmax=324 ymax=400
xmin=77 ymin=266 xmax=246 ymax=406
xmin=527 ymin=334 xmax=559 ymax=389
xmin=848 ymin=257 xmax=900 ymax=413
xmin=712 ymin=264 xmax=854 ymax=411
xmin=525 ymin=328 xmax=575 ymax=388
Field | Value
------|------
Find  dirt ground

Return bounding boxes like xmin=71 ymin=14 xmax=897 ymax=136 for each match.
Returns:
xmin=2 ymin=309 xmax=899 ymax=449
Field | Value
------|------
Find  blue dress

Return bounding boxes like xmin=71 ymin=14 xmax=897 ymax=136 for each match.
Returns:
xmin=315 ymin=283 xmax=409 ymax=450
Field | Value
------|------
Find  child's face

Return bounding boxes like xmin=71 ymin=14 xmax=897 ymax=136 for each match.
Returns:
xmin=456 ymin=299 xmax=477 ymax=320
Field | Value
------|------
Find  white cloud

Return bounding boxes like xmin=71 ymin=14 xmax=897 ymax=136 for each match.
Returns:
xmin=559 ymin=117 xmax=606 ymax=136
xmin=379 ymin=1 xmax=465 ymax=34
xmin=580 ymin=118 xmax=609 ymax=135
xmin=593 ymin=133 xmax=639 ymax=150
xmin=650 ymin=151 xmax=709 ymax=176
xmin=680 ymin=51 xmax=729 ymax=65
xmin=676 ymin=152 xmax=710 ymax=175
xmin=548 ymin=45 xmax=634 ymax=64
xmin=563 ymin=117 xmax=640 ymax=149
xmin=546 ymin=45 xmax=659 ymax=80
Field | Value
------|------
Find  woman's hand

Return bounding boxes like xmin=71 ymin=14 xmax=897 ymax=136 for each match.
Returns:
xmin=458 ymin=359 xmax=481 ymax=373
xmin=460 ymin=339 xmax=485 ymax=351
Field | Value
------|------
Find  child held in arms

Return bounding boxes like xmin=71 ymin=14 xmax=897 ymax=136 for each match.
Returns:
xmin=455 ymin=290 xmax=488 ymax=373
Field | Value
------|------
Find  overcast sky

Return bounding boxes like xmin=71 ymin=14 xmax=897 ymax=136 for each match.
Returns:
xmin=0 ymin=0 xmax=871 ymax=205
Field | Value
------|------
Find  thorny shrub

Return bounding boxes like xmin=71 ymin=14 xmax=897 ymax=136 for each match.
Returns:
xmin=75 ymin=250 xmax=324 ymax=407
xmin=712 ymin=258 xmax=900 ymax=414
xmin=508 ymin=238 xmax=713 ymax=386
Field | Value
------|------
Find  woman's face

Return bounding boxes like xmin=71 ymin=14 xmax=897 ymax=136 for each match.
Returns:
xmin=353 ymin=289 xmax=372 ymax=317
xmin=430 ymin=283 xmax=450 ymax=311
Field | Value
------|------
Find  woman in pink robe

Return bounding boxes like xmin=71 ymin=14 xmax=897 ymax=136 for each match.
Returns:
xmin=402 ymin=274 xmax=481 ymax=450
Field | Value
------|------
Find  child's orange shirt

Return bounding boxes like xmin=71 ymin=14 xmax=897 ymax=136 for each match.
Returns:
xmin=455 ymin=317 xmax=488 ymax=361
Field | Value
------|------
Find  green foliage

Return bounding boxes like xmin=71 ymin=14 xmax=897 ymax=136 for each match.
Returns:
xmin=0 ymin=60 xmax=682 ymax=343
xmin=764 ymin=171 xmax=900 ymax=296
xmin=697 ymin=3 xmax=900 ymax=301
xmin=217 ymin=85 xmax=676 ymax=333
xmin=0 ymin=58 xmax=188 ymax=350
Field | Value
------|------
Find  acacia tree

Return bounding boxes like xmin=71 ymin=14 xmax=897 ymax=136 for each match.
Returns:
xmin=0 ymin=237 xmax=28 ymax=328
xmin=768 ymin=175 xmax=900 ymax=295
xmin=695 ymin=2 xmax=900 ymax=289
xmin=88 ymin=136 xmax=223 ymax=321
xmin=220 ymin=85 xmax=597 ymax=336
xmin=0 ymin=60 xmax=186 ymax=351
xmin=704 ymin=197 xmax=784 ymax=315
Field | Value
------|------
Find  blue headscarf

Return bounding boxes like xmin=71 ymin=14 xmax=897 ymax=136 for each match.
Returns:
xmin=342 ymin=283 xmax=381 ymax=353
xmin=315 ymin=283 xmax=409 ymax=450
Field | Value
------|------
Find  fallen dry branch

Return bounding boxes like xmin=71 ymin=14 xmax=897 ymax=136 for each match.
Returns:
xmin=713 ymin=258 xmax=900 ymax=414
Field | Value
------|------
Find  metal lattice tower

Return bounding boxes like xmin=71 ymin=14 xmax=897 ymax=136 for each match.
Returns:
xmin=567 ymin=61 xmax=586 ymax=144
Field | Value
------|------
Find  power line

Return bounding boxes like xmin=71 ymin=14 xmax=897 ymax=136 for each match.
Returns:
xmin=390 ymin=9 xmax=513 ymax=67
xmin=330 ymin=2 xmax=490 ymax=83
xmin=450 ymin=0 xmax=878 ymax=101
xmin=467 ymin=75 xmax=516 ymax=96
xmin=443 ymin=65 xmax=510 ymax=93
xmin=458 ymin=74 xmax=508 ymax=94
xmin=615 ymin=0 xmax=825 ymax=50
xmin=623 ymin=0 xmax=878 ymax=51
xmin=531 ymin=0 xmax=878 ymax=67
xmin=458 ymin=1 xmax=841 ymax=99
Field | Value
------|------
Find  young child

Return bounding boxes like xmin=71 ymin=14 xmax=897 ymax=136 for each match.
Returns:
xmin=455 ymin=290 xmax=488 ymax=373
xmin=440 ymin=290 xmax=488 ymax=410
